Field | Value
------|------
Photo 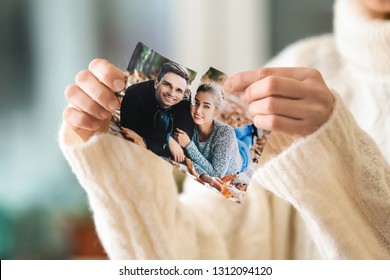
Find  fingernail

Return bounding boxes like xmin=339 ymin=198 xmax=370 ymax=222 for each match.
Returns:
xmin=113 ymin=79 xmax=125 ymax=91
xmin=109 ymin=100 xmax=119 ymax=111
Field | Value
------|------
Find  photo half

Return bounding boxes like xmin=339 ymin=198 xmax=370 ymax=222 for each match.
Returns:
xmin=110 ymin=42 xmax=270 ymax=203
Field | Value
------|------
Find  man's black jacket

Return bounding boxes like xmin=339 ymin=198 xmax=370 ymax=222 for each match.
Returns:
xmin=120 ymin=80 xmax=194 ymax=158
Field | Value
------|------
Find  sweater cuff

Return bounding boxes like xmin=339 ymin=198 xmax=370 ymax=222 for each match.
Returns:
xmin=185 ymin=141 xmax=197 ymax=155
xmin=58 ymin=122 xmax=180 ymax=258
xmin=58 ymin=122 xmax=174 ymax=194
xmin=252 ymin=91 xmax=353 ymax=205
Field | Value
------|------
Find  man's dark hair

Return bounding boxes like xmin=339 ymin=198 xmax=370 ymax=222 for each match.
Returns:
xmin=157 ymin=63 xmax=189 ymax=83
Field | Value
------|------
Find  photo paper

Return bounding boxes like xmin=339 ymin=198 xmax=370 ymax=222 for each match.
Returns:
xmin=110 ymin=42 xmax=270 ymax=203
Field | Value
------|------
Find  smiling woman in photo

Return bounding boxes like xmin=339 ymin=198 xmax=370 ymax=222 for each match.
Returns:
xmin=174 ymin=83 xmax=242 ymax=190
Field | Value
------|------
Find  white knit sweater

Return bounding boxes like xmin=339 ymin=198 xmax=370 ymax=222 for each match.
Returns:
xmin=59 ymin=0 xmax=390 ymax=259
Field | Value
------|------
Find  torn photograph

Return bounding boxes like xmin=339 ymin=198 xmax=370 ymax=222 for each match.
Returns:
xmin=110 ymin=42 xmax=270 ymax=203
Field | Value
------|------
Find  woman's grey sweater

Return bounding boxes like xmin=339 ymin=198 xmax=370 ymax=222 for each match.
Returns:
xmin=185 ymin=119 xmax=242 ymax=177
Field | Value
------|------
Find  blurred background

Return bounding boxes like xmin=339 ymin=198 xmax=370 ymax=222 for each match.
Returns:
xmin=0 ymin=0 xmax=332 ymax=259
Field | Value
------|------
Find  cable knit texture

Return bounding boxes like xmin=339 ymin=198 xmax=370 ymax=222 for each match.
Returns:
xmin=59 ymin=0 xmax=390 ymax=259
xmin=186 ymin=119 xmax=242 ymax=177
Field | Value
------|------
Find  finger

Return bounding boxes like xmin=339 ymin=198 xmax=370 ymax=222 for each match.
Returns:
xmin=224 ymin=67 xmax=308 ymax=93
xmin=65 ymin=84 xmax=111 ymax=120
xmin=176 ymin=128 xmax=184 ymax=133
xmin=135 ymin=138 xmax=145 ymax=147
xmin=215 ymin=181 xmax=223 ymax=190
xmin=216 ymin=178 xmax=224 ymax=184
xmin=88 ymin=58 xmax=125 ymax=92
xmin=243 ymin=75 xmax=307 ymax=103
xmin=175 ymin=154 xmax=181 ymax=162
xmin=253 ymin=114 xmax=312 ymax=137
xmin=75 ymin=70 xmax=120 ymax=112
xmin=248 ymin=96 xmax=304 ymax=120
xmin=121 ymin=129 xmax=131 ymax=138
xmin=63 ymin=106 xmax=100 ymax=131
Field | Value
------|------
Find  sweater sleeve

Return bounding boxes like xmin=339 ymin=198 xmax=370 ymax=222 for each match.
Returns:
xmin=58 ymin=123 xmax=231 ymax=259
xmin=59 ymin=121 xmax=290 ymax=260
xmin=185 ymin=141 xmax=208 ymax=176
xmin=252 ymin=92 xmax=390 ymax=259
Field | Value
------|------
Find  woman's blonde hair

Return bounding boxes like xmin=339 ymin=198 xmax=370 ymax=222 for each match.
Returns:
xmin=195 ymin=83 xmax=224 ymax=110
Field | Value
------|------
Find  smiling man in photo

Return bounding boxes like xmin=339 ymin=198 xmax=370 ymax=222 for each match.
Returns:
xmin=120 ymin=62 xmax=195 ymax=162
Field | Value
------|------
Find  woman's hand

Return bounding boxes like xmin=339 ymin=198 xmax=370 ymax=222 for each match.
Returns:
xmin=121 ymin=127 xmax=146 ymax=148
xmin=173 ymin=128 xmax=191 ymax=148
xmin=63 ymin=59 xmax=126 ymax=142
xmin=200 ymin=174 xmax=224 ymax=191
xmin=224 ymin=67 xmax=334 ymax=138
xmin=168 ymin=137 xmax=186 ymax=162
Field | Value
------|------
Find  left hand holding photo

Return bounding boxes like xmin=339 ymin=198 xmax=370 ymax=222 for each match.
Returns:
xmin=64 ymin=59 xmax=126 ymax=142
